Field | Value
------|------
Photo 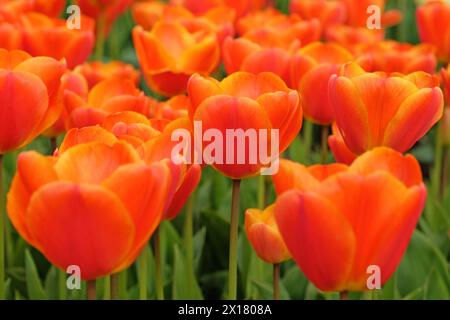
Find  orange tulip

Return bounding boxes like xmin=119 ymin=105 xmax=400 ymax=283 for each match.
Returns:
xmin=0 ymin=49 xmax=66 ymax=154
xmin=74 ymin=61 xmax=141 ymax=89
xmin=132 ymin=0 xmax=167 ymax=30
xmin=66 ymin=78 xmax=156 ymax=129
xmin=187 ymin=71 xmax=303 ymax=179
xmin=222 ymin=36 xmax=298 ymax=83
xmin=0 ymin=0 xmax=64 ymax=17
xmin=290 ymin=42 xmax=354 ymax=125
xmin=341 ymin=0 xmax=401 ymax=28
xmin=356 ymin=41 xmax=437 ymax=74
xmin=238 ymin=10 xmax=321 ymax=49
xmin=133 ymin=21 xmax=220 ymax=96
xmin=19 ymin=12 xmax=95 ymax=69
xmin=329 ymin=63 xmax=443 ymax=154
xmin=152 ymin=95 xmax=190 ymax=121
xmin=289 ymin=0 xmax=346 ymax=31
xmin=273 ymin=147 xmax=427 ymax=292
xmin=328 ymin=122 xmax=357 ymax=164
xmin=245 ymin=205 xmax=290 ymax=264
xmin=325 ymin=25 xmax=384 ymax=54
xmin=75 ymin=0 xmax=132 ymax=35
xmin=417 ymin=0 xmax=450 ymax=63
xmin=7 ymin=140 xmax=173 ymax=280
xmin=171 ymin=0 xmax=270 ymax=17
xmin=33 ymin=0 xmax=65 ymax=17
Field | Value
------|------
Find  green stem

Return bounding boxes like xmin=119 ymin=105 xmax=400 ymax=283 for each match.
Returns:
xmin=153 ymin=226 xmax=164 ymax=300
xmin=110 ymin=273 xmax=119 ymax=300
xmin=228 ymin=179 xmax=241 ymax=300
xmin=94 ymin=14 xmax=106 ymax=61
xmin=58 ymin=269 xmax=67 ymax=300
xmin=103 ymin=276 xmax=111 ymax=300
xmin=257 ymin=175 xmax=266 ymax=210
xmin=441 ymin=146 xmax=449 ymax=199
xmin=397 ymin=0 xmax=408 ymax=42
xmin=183 ymin=194 xmax=195 ymax=297
xmin=432 ymin=127 xmax=444 ymax=200
xmin=273 ymin=263 xmax=280 ymax=300
xmin=320 ymin=125 xmax=329 ymax=164
xmin=87 ymin=280 xmax=96 ymax=300
xmin=138 ymin=247 xmax=148 ymax=300
xmin=0 ymin=154 xmax=4 ymax=300
xmin=118 ymin=270 xmax=127 ymax=299
xmin=303 ymin=120 xmax=313 ymax=164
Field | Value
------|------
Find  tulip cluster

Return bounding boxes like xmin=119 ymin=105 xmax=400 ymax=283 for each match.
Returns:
xmin=0 ymin=0 xmax=449 ymax=302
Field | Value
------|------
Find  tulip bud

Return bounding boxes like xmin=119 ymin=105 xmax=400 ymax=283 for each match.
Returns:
xmin=245 ymin=205 xmax=290 ymax=264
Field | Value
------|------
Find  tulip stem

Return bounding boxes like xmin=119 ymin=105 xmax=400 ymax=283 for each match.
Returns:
xmin=0 ymin=154 xmax=4 ymax=300
xmin=273 ymin=263 xmax=280 ymax=300
xmin=320 ymin=126 xmax=329 ymax=164
xmin=340 ymin=291 xmax=349 ymax=300
xmin=441 ymin=146 xmax=449 ymax=199
xmin=87 ymin=280 xmax=96 ymax=300
xmin=110 ymin=273 xmax=119 ymax=300
xmin=138 ymin=246 xmax=148 ymax=300
xmin=303 ymin=120 xmax=313 ymax=163
xmin=103 ymin=276 xmax=110 ymax=300
xmin=228 ymin=179 xmax=241 ymax=300
xmin=58 ymin=269 xmax=67 ymax=300
xmin=432 ymin=127 xmax=444 ymax=200
xmin=94 ymin=14 xmax=106 ymax=61
xmin=153 ymin=226 xmax=164 ymax=300
xmin=184 ymin=194 xmax=195 ymax=297
xmin=257 ymin=175 xmax=266 ymax=209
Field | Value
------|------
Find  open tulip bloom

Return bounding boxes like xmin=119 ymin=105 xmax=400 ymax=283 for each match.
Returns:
xmin=0 ymin=0 xmax=450 ymax=303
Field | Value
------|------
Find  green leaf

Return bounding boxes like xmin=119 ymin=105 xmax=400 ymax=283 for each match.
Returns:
xmin=172 ymin=245 xmax=203 ymax=299
xmin=25 ymin=250 xmax=47 ymax=300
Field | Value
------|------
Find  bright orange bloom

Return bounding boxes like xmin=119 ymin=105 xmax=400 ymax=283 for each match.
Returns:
xmin=66 ymin=78 xmax=156 ymax=129
xmin=0 ymin=49 xmax=66 ymax=153
xmin=33 ymin=0 xmax=65 ymax=17
xmin=132 ymin=0 xmax=167 ymax=30
xmin=152 ymin=95 xmax=190 ymax=122
xmin=238 ymin=10 xmax=321 ymax=49
xmin=289 ymin=0 xmax=346 ymax=30
xmin=75 ymin=0 xmax=132 ymax=34
xmin=341 ymin=0 xmax=401 ymax=28
xmin=417 ymin=0 xmax=450 ymax=63
xmin=356 ymin=41 xmax=437 ymax=74
xmin=273 ymin=147 xmax=427 ymax=292
xmin=328 ymin=122 xmax=357 ymax=164
xmin=222 ymin=36 xmax=298 ymax=83
xmin=0 ymin=0 xmax=64 ymax=17
xmin=7 ymin=140 xmax=173 ymax=280
xmin=19 ymin=12 xmax=95 ymax=69
xmin=290 ymin=42 xmax=354 ymax=125
xmin=133 ymin=21 xmax=220 ymax=96
xmin=325 ymin=25 xmax=384 ymax=53
xmin=187 ymin=71 xmax=303 ymax=179
xmin=171 ymin=0 xmax=270 ymax=17
xmin=245 ymin=205 xmax=290 ymax=264
xmin=74 ymin=61 xmax=141 ymax=89
xmin=329 ymin=63 xmax=444 ymax=154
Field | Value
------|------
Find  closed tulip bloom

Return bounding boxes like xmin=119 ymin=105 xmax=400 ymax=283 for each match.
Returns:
xmin=133 ymin=21 xmax=220 ymax=96
xmin=222 ymin=36 xmax=298 ymax=83
xmin=74 ymin=61 xmax=140 ymax=89
xmin=290 ymin=42 xmax=354 ymax=124
xmin=274 ymin=147 xmax=427 ymax=292
xmin=245 ymin=205 xmax=290 ymax=264
xmin=0 ymin=49 xmax=66 ymax=153
xmin=289 ymin=0 xmax=346 ymax=31
xmin=328 ymin=122 xmax=357 ymax=164
xmin=417 ymin=0 xmax=450 ymax=63
xmin=7 ymin=140 xmax=172 ymax=280
xmin=329 ymin=63 xmax=444 ymax=155
xmin=188 ymin=71 xmax=303 ymax=179
xmin=356 ymin=41 xmax=437 ymax=74
xmin=19 ymin=12 xmax=95 ymax=69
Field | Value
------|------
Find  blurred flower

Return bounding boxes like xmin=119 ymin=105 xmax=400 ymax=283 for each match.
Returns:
xmin=19 ymin=12 xmax=95 ymax=69
xmin=133 ymin=21 xmax=220 ymax=96
xmin=245 ymin=204 xmax=290 ymax=264
xmin=329 ymin=63 xmax=443 ymax=154
xmin=417 ymin=0 xmax=450 ymax=63
xmin=222 ymin=36 xmax=299 ymax=83
xmin=74 ymin=61 xmax=141 ymax=89
xmin=33 ymin=0 xmax=65 ymax=17
xmin=75 ymin=0 xmax=133 ymax=35
xmin=440 ymin=64 xmax=450 ymax=103
xmin=132 ymin=0 xmax=166 ymax=30
xmin=290 ymin=42 xmax=354 ymax=125
xmin=187 ymin=71 xmax=303 ymax=179
xmin=0 ymin=48 xmax=66 ymax=153
xmin=171 ymin=0 xmax=271 ymax=17
xmin=356 ymin=41 xmax=437 ymax=74
xmin=238 ymin=9 xmax=321 ymax=48
xmin=289 ymin=0 xmax=346 ymax=31
xmin=7 ymin=139 xmax=172 ymax=280
xmin=152 ymin=95 xmax=190 ymax=122
xmin=341 ymin=0 xmax=402 ymax=27
xmin=328 ymin=122 xmax=357 ymax=164
xmin=0 ymin=0 xmax=64 ymax=17
xmin=274 ymin=147 xmax=427 ymax=292
xmin=325 ymin=25 xmax=384 ymax=53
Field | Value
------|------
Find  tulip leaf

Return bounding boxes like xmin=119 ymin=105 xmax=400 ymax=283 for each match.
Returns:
xmin=172 ymin=245 xmax=203 ymax=299
xmin=25 ymin=250 xmax=47 ymax=300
